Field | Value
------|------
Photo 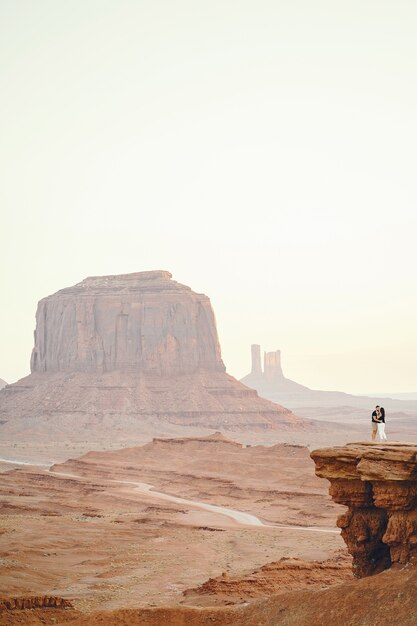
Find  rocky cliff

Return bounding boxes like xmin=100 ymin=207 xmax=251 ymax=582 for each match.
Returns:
xmin=0 ymin=272 xmax=308 ymax=440
xmin=311 ymin=442 xmax=417 ymax=577
xmin=30 ymin=271 xmax=225 ymax=376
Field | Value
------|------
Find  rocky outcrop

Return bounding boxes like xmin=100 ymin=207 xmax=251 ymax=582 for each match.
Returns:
xmin=0 ymin=596 xmax=72 ymax=610
xmin=0 ymin=379 xmax=6 ymax=390
xmin=183 ymin=553 xmax=352 ymax=604
xmin=30 ymin=271 xmax=225 ymax=376
xmin=311 ymin=442 xmax=417 ymax=577
xmin=151 ymin=431 xmax=245 ymax=448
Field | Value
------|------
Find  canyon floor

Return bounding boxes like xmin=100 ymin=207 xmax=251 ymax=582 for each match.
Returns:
xmin=2 ymin=430 xmax=417 ymax=625
xmin=0 ymin=433 xmax=353 ymax=618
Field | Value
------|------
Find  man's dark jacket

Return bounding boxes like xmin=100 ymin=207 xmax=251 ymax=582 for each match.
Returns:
xmin=372 ymin=407 xmax=385 ymax=423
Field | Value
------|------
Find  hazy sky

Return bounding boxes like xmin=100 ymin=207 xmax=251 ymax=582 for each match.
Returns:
xmin=1 ymin=1 xmax=416 ymax=394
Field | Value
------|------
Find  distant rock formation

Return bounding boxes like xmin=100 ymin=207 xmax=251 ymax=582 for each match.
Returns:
xmin=0 ymin=272 xmax=309 ymax=440
xmin=240 ymin=345 xmax=415 ymax=415
xmin=311 ymin=442 xmax=417 ymax=577
xmin=30 ymin=270 xmax=225 ymax=376
xmin=0 ymin=378 xmax=6 ymax=390
xmin=241 ymin=344 xmax=313 ymax=399
xmin=250 ymin=344 xmax=262 ymax=375
xmin=264 ymin=349 xmax=284 ymax=381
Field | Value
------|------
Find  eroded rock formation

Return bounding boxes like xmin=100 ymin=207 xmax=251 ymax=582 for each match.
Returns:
xmin=0 ymin=596 xmax=72 ymax=610
xmin=251 ymin=344 xmax=262 ymax=375
xmin=241 ymin=345 xmax=312 ymax=396
xmin=30 ymin=270 xmax=225 ymax=376
xmin=183 ymin=552 xmax=352 ymax=604
xmin=311 ymin=442 xmax=417 ymax=577
xmin=263 ymin=350 xmax=284 ymax=381
xmin=0 ymin=272 xmax=307 ymax=439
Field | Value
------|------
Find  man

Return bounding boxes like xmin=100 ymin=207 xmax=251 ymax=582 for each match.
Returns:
xmin=371 ymin=405 xmax=387 ymax=441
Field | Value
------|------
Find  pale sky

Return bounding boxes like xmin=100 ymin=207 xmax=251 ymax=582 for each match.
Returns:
xmin=1 ymin=1 xmax=416 ymax=394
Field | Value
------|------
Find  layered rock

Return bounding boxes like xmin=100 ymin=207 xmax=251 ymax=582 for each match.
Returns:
xmin=0 ymin=597 xmax=72 ymax=610
xmin=30 ymin=271 xmax=225 ymax=376
xmin=311 ymin=442 xmax=417 ymax=577
xmin=0 ymin=272 xmax=308 ymax=439
xmin=183 ymin=553 xmax=352 ymax=604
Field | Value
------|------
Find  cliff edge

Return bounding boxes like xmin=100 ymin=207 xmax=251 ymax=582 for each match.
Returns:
xmin=311 ymin=442 xmax=417 ymax=577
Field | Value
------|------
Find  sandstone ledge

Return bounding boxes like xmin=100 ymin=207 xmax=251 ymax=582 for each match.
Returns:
xmin=311 ymin=442 xmax=417 ymax=577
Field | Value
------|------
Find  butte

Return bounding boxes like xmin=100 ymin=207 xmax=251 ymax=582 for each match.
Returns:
xmin=0 ymin=271 xmax=309 ymax=446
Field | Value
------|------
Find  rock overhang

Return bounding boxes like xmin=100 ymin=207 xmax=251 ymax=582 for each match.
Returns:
xmin=311 ymin=442 xmax=417 ymax=577
xmin=312 ymin=442 xmax=417 ymax=481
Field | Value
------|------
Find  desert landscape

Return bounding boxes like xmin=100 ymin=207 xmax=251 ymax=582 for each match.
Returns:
xmin=0 ymin=434 xmax=350 ymax=614
xmin=1 ymin=271 xmax=417 ymax=625
xmin=241 ymin=344 xmax=417 ymax=440
xmin=2 ymin=436 xmax=417 ymax=625
xmin=2 ymin=1 xmax=417 ymax=622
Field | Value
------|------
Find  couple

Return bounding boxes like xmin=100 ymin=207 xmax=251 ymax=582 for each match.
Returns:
xmin=371 ymin=405 xmax=387 ymax=441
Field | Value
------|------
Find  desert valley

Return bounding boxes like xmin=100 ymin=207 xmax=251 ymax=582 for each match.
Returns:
xmin=1 ymin=271 xmax=417 ymax=625
xmin=3 ymin=0 xmax=417 ymax=621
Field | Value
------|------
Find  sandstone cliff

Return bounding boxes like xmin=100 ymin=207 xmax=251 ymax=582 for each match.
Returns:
xmin=0 ymin=272 xmax=307 ymax=439
xmin=311 ymin=442 xmax=417 ymax=577
xmin=30 ymin=271 xmax=225 ymax=376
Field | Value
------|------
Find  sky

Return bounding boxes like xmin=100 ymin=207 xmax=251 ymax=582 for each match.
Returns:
xmin=1 ymin=0 xmax=416 ymax=394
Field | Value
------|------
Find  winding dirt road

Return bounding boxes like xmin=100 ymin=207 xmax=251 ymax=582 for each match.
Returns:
xmin=117 ymin=479 xmax=339 ymax=533
xmin=0 ymin=457 xmax=339 ymax=533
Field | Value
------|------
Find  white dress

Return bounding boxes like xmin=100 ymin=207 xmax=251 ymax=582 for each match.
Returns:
xmin=377 ymin=422 xmax=387 ymax=440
